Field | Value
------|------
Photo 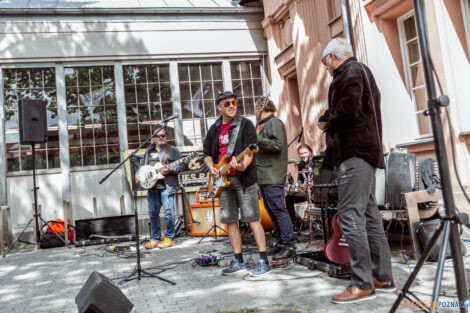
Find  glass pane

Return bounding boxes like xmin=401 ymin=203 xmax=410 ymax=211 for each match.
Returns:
xmin=411 ymin=63 xmax=424 ymax=87
xmin=6 ymin=150 xmax=20 ymax=172
xmin=202 ymin=82 xmax=214 ymax=100
xmin=403 ymin=16 xmax=417 ymax=41
xmin=82 ymin=146 xmax=96 ymax=166
xmin=180 ymin=83 xmax=191 ymax=101
xmin=3 ymin=69 xmax=16 ymax=88
xmin=108 ymin=144 xmax=120 ymax=164
xmin=148 ymin=84 xmax=160 ymax=102
xmin=137 ymin=104 xmax=151 ymax=123
xmin=17 ymin=69 xmax=30 ymax=88
xmin=161 ymin=101 xmax=173 ymax=119
xmin=106 ymin=124 xmax=119 ymax=145
xmin=69 ymin=146 xmax=82 ymax=167
xmin=47 ymin=148 xmax=60 ymax=169
xmin=126 ymin=104 xmax=138 ymax=123
xmin=30 ymin=69 xmax=44 ymax=88
xmin=214 ymin=81 xmax=224 ymax=97
xmin=134 ymin=66 xmax=147 ymax=84
xmin=212 ymin=65 xmax=223 ymax=80
xmin=65 ymin=68 xmax=77 ymax=86
xmin=136 ymin=85 xmax=149 ymax=103
xmin=123 ymin=66 xmax=136 ymax=84
xmin=230 ymin=63 xmax=240 ymax=80
xmin=244 ymin=97 xmax=254 ymax=116
xmin=251 ymin=61 xmax=261 ymax=78
xmin=201 ymin=64 xmax=211 ymax=80
xmin=407 ymin=40 xmax=420 ymax=64
xmin=159 ymin=65 xmax=170 ymax=82
xmin=89 ymin=67 xmax=103 ymax=86
xmin=160 ymin=83 xmax=172 ymax=101
xmin=232 ymin=80 xmax=242 ymax=97
xmin=242 ymin=79 xmax=253 ymax=97
xmin=414 ymin=87 xmax=427 ymax=111
xmin=417 ymin=113 xmax=431 ymax=135
xmin=178 ymin=65 xmax=189 ymax=82
xmin=4 ymin=89 xmax=18 ymax=109
xmin=102 ymin=67 xmax=114 ymax=85
xmin=150 ymin=102 xmax=162 ymax=121
xmin=124 ymin=84 xmax=137 ymax=104
xmin=189 ymin=64 xmax=200 ymax=81
xmin=253 ymin=78 xmax=263 ymax=96
xmin=240 ymin=62 xmax=250 ymax=79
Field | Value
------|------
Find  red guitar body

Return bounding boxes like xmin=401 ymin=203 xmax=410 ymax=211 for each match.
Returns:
xmin=324 ymin=213 xmax=350 ymax=265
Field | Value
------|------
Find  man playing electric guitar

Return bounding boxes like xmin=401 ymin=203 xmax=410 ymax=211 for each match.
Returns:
xmin=135 ymin=129 xmax=184 ymax=249
xmin=203 ymin=91 xmax=271 ymax=277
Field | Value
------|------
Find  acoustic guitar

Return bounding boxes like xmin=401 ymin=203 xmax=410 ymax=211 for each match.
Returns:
xmin=207 ymin=144 xmax=258 ymax=198
xmin=323 ymin=213 xmax=350 ymax=265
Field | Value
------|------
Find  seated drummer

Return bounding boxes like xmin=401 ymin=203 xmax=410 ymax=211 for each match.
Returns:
xmin=297 ymin=143 xmax=314 ymax=186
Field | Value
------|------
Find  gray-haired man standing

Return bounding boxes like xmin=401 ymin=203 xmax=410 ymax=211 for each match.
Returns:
xmin=319 ymin=38 xmax=394 ymax=304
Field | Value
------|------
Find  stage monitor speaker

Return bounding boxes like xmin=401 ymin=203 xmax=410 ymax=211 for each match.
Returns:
xmin=75 ymin=271 xmax=133 ymax=313
xmin=75 ymin=214 xmax=136 ymax=242
xmin=18 ymin=99 xmax=48 ymax=144
xmin=383 ymin=153 xmax=416 ymax=209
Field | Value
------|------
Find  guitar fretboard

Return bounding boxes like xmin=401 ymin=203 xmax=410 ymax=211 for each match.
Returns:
xmin=220 ymin=148 xmax=250 ymax=175
xmin=162 ymin=154 xmax=194 ymax=170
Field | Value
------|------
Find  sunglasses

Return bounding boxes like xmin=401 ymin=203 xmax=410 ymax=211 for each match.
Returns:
xmin=321 ymin=54 xmax=331 ymax=65
xmin=153 ymin=134 xmax=166 ymax=138
xmin=223 ymin=100 xmax=237 ymax=107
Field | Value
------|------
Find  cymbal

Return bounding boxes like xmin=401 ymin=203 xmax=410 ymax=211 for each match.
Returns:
xmin=288 ymin=159 xmax=299 ymax=164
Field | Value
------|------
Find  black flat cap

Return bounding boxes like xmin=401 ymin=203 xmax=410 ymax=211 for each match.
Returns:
xmin=216 ymin=91 xmax=237 ymax=104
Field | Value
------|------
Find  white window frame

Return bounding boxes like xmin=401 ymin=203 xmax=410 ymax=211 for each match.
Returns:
xmin=398 ymin=11 xmax=430 ymax=137
xmin=461 ymin=0 xmax=470 ymax=55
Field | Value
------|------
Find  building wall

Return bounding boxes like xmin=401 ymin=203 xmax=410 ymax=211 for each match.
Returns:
xmin=262 ymin=0 xmax=470 ymax=209
xmin=0 ymin=9 xmax=268 ymax=238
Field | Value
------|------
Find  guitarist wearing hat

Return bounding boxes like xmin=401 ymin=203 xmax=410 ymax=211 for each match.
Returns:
xmin=203 ymin=91 xmax=271 ymax=277
xmin=135 ymin=129 xmax=185 ymax=249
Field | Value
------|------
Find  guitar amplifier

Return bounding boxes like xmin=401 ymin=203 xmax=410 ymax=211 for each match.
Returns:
xmin=376 ymin=153 xmax=416 ymax=209
xmin=75 ymin=215 xmax=135 ymax=242
xmin=189 ymin=202 xmax=227 ymax=236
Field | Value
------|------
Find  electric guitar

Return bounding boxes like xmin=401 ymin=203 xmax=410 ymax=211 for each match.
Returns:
xmin=207 ymin=144 xmax=258 ymax=198
xmin=323 ymin=213 xmax=350 ymax=265
xmin=137 ymin=152 xmax=197 ymax=189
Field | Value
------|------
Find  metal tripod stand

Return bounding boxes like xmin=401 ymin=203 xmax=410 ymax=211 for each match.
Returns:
xmin=99 ymin=121 xmax=175 ymax=286
xmin=3 ymin=143 xmax=70 ymax=258
xmin=389 ymin=0 xmax=469 ymax=312
xmin=198 ymin=196 xmax=227 ymax=244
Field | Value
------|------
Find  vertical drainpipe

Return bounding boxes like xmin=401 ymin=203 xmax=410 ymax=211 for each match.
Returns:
xmin=0 ymin=67 xmax=6 ymax=206
xmin=114 ymin=61 xmax=133 ymax=214
xmin=56 ymin=64 xmax=73 ymax=220
xmin=341 ymin=0 xmax=354 ymax=53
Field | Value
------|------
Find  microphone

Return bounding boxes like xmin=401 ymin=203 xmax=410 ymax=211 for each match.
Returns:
xmin=162 ymin=113 xmax=180 ymax=123
xmin=297 ymin=127 xmax=304 ymax=142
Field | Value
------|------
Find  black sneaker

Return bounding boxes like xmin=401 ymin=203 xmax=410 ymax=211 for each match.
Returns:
xmin=272 ymin=247 xmax=295 ymax=260
xmin=267 ymin=243 xmax=284 ymax=256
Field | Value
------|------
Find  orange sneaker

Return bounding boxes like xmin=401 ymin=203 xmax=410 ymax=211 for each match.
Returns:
xmin=145 ymin=240 xmax=162 ymax=249
xmin=159 ymin=237 xmax=174 ymax=248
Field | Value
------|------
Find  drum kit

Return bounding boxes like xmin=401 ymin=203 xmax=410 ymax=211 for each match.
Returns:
xmin=284 ymin=162 xmax=339 ymax=248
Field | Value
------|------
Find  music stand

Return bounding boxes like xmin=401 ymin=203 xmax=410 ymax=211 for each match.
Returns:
xmin=99 ymin=121 xmax=175 ymax=286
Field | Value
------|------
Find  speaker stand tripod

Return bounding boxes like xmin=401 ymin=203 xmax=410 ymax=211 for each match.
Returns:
xmin=198 ymin=197 xmax=227 ymax=244
xmin=99 ymin=121 xmax=175 ymax=286
xmin=3 ymin=143 xmax=70 ymax=258
xmin=389 ymin=0 xmax=469 ymax=312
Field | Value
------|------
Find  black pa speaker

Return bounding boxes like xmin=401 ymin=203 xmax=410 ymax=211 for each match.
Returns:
xmin=18 ymin=99 xmax=48 ymax=144
xmin=384 ymin=153 xmax=416 ymax=208
xmin=75 ymin=271 xmax=133 ymax=313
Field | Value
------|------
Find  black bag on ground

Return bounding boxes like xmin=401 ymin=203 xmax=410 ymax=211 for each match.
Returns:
xmin=40 ymin=232 xmax=67 ymax=249
xmin=416 ymin=218 xmax=467 ymax=262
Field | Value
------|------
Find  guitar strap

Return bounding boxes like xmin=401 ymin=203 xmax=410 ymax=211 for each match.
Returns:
xmin=161 ymin=144 xmax=171 ymax=164
xmin=226 ymin=116 xmax=242 ymax=157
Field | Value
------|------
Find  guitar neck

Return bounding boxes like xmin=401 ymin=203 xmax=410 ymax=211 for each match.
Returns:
xmin=219 ymin=149 xmax=248 ymax=175
xmin=162 ymin=155 xmax=192 ymax=170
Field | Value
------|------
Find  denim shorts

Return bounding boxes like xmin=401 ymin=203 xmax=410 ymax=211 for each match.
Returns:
xmin=218 ymin=176 xmax=260 ymax=224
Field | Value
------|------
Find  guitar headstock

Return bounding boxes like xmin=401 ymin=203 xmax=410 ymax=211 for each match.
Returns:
xmin=246 ymin=144 xmax=259 ymax=155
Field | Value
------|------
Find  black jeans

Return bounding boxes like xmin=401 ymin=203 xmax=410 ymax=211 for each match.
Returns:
xmin=259 ymin=184 xmax=295 ymax=248
xmin=336 ymin=157 xmax=393 ymax=290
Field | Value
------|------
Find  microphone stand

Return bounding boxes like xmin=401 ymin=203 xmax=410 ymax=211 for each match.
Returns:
xmin=389 ymin=0 xmax=469 ymax=311
xmin=287 ymin=127 xmax=303 ymax=148
xmin=99 ymin=120 xmax=175 ymax=286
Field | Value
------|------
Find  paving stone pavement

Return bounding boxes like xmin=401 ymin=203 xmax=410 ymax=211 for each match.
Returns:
xmin=0 ymin=235 xmax=469 ymax=313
